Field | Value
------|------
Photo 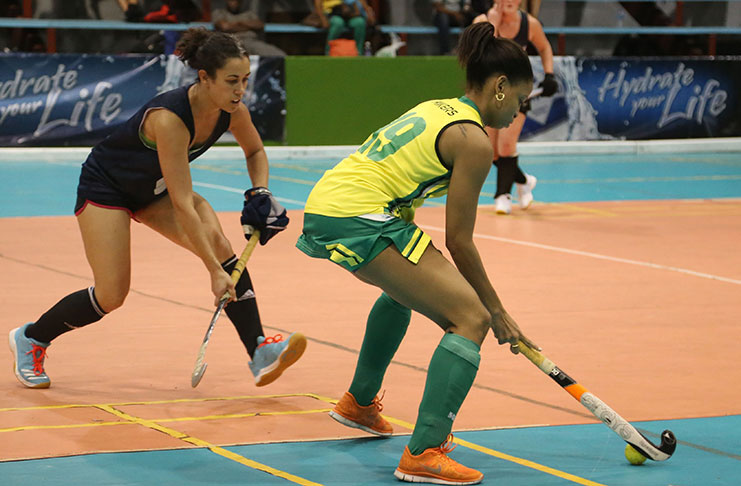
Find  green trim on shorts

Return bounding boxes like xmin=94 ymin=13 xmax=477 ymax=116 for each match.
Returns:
xmin=296 ymin=213 xmax=432 ymax=272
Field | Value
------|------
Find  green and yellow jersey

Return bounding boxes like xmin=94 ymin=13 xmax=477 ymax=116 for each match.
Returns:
xmin=304 ymin=96 xmax=484 ymax=220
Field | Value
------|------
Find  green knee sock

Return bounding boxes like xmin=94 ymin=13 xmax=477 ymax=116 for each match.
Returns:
xmin=348 ymin=293 xmax=411 ymax=406
xmin=408 ymin=333 xmax=481 ymax=455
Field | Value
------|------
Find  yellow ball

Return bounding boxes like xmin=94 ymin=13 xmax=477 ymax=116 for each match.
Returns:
xmin=625 ymin=444 xmax=647 ymax=465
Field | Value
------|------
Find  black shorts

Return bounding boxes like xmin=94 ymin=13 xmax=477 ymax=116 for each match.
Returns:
xmin=74 ymin=165 xmax=162 ymax=218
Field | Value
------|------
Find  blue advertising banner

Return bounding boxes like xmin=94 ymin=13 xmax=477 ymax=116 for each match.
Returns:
xmin=521 ymin=56 xmax=741 ymax=141
xmin=1 ymin=54 xmax=737 ymax=145
xmin=0 ymin=54 xmax=161 ymax=146
xmin=0 ymin=53 xmax=285 ymax=146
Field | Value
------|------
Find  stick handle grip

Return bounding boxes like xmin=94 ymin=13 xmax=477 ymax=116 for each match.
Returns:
xmin=516 ymin=340 xmax=557 ymax=374
xmin=219 ymin=230 xmax=261 ymax=302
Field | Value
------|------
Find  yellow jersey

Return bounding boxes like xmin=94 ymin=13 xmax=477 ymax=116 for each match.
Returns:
xmin=304 ymin=96 xmax=484 ymax=219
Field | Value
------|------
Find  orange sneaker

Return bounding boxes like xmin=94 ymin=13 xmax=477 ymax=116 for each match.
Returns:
xmin=329 ymin=391 xmax=393 ymax=437
xmin=394 ymin=435 xmax=483 ymax=485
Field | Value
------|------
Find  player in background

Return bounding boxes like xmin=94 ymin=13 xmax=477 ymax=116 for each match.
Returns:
xmin=474 ymin=0 xmax=557 ymax=214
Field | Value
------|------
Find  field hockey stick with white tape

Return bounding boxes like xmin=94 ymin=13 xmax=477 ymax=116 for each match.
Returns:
xmin=514 ymin=340 xmax=677 ymax=461
xmin=191 ymin=230 xmax=261 ymax=388
xmin=526 ymin=87 xmax=543 ymax=102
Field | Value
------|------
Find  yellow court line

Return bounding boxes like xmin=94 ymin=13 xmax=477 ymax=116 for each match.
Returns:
xmin=269 ymin=163 xmax=328 ymax=174
xmin=0 ymin=408 xmax=334 ymax=434
xmin=269 ymin=175 xmax=318 ymax=186
xmin=478 ymin=193 xmax=619 ymax=217
xmin=0 ymin=392 xmax=323 ymax=413
xmin=454 ymin=437 xmax=607 ymax=486
xmin=96 ymin=405 xmax=324 ymax=486
xmin=542 ymin=202 xmax=618 ymax=217
xmin=0 ymin=421 xmax=131 ymax=433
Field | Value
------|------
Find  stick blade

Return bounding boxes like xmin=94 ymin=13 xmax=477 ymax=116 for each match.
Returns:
xmin=191 ymin=363 xmax=207 ymax=388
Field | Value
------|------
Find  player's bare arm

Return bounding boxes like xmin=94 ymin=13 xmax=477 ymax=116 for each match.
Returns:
xmin=230 ymin=103 xmax=269 ymax=187
xmin=440 ymin=122 xmax=537 ymax=350
xmin=529 ymin=15 xmax=554 ymax=74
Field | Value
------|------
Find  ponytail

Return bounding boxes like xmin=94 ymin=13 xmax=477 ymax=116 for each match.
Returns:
xmin=176 ymin=28 xmax=246 ymax=78
xmin=457 ymin=22 xmax=533 ymax=90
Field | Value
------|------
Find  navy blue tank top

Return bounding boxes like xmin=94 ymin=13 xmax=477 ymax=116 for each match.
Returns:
xmin=80 ymin=84 xmax=231 ymax=210
xmin=512 ymin=11 xmax=529 ymax=49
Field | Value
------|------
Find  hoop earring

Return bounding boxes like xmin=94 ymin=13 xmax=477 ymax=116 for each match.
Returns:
xmin=495 ymin=92 xmax=505 ymax=102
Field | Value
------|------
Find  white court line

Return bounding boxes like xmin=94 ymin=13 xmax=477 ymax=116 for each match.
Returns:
xmin=5 ymin=137 xmax=740 ymax=160
xmin=192 ymin=180 xmax=740 ymax=285
xmin=419 ymin=224 xmax=741 ymax=286
xmin=192 ymin=181 xmax=306 ymax=206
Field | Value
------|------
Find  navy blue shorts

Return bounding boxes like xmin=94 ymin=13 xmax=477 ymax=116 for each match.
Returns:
xmin=75 ymin=165 xmax=162 ymax=218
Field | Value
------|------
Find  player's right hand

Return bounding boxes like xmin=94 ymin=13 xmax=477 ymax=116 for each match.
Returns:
xmin=490 ymin=310 xmax=539 ymax=354
xmin=211 ymin=268 xmax=236 ymax=306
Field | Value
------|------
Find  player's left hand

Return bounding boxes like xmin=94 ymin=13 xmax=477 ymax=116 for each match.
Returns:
xmin=538 ymin=73 xmax=558 ymax=97
xmin=241 ymin=187 xmax=289 ymax=245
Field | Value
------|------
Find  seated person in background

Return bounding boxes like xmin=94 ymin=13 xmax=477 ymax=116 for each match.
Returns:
xmin=117 ymin=0 xmax=145 ymax=21
xmin=313 ymin=0 xmax=375 ymax=55
xmin=213 ymin=0 xmax=286 ymax=57
xmin=143 ymin=0 xmax=202 ymax=23
xmin=118 ymin=0 xmax=201 ymax=23
xmin=1 ymin=0 xmax=45 ymax=52
xmin=431 ymin=0 xmax=474 ymax=55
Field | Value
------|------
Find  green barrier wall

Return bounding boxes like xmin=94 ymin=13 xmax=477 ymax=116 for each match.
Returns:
xmin=284 ymin=56 xmax=466 ymax=146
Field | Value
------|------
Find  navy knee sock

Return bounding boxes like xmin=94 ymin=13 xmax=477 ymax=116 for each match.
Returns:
xmin=494 ymin=155 xmax=526 ymax=197
xmin=221 ymin=255 xmax=264 ymax=358
xmin=494 ymin=156 xmax=515 ymax=197
xmin=25 ymin=287 xmax=106 ymax=343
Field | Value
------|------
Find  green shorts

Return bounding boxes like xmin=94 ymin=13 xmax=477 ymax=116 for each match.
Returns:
xmin=296 ymin=213 xmax=432 ymax=272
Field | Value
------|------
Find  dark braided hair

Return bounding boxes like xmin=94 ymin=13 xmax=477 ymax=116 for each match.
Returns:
xmin=176 ymin=28 xmax=246 ymax=79
xmin=457 ymin=22 xmax=533 ymax=90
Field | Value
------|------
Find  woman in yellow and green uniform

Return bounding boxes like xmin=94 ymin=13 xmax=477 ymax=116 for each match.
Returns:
xmin=313 ymin=0 xmax=375 ymax=54
xmin=297 ymin=22 xmax=539 ymax=485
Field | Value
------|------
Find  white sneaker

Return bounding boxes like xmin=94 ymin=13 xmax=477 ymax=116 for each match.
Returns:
xmin=494 ymin=194 xmax=512 ymax=215
xmin=516 ymin=174 xmax=537 ymax=209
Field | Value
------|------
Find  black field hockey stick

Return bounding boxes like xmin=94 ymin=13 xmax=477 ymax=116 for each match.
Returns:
xmin=515 ymin=341 xmax=677 ymax=461
xmin=191 ymin=230 xmax=260 ymax=388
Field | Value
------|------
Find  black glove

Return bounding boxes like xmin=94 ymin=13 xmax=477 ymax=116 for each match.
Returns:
xmin=241 ymin=187 xmax=289 ymax=245
xmin=539 ymin=73 xmax=558 ymax=97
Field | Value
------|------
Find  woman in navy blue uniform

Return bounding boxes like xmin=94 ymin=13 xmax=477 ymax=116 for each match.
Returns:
xmin=9 ymin=28 xmax=306 ymax=389
xmin=474 ymin=0 xmax=557 ymax=214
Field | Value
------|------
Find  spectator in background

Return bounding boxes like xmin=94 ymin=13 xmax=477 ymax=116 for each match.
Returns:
xmin=431 ymin=0 xmax=474 ymax=55
xmin=0 ymin=0 xmax=47 ymax=52
xmin=614 ymin=1 xmax=684 ymax=55
xmin=117 ymin=0 xmax=201 ymax=24
xmin=683 ymin=1 xmax=727 ymax=27
xmin=117 ymin=0 xmax=146 ymax=21
xmin=142 ymin=0 xmax=202 ymax=23
xmin=313 ymin=0 xmax=375 ymax=56
xmin=564 ymin=1 xmax=585 ymax=27
xmin=213 ymin=0 xmax=286 ymax=57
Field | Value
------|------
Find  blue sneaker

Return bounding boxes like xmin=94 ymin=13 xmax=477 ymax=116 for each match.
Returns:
xmin=248 ymin=333 xmax=306 ymax=387
xmin=9 ymin=323 xmax=51 ymax=388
